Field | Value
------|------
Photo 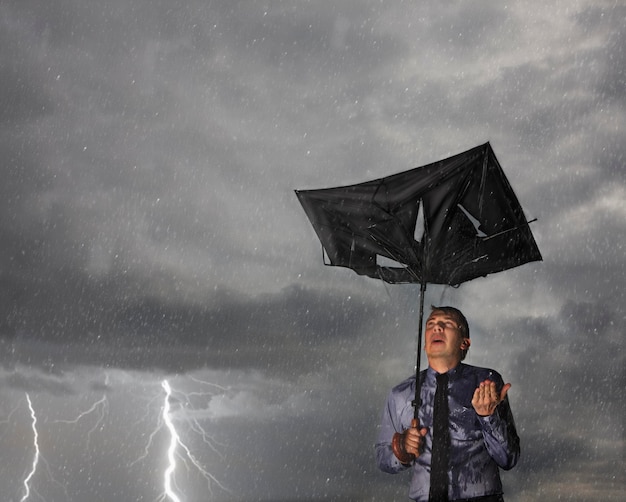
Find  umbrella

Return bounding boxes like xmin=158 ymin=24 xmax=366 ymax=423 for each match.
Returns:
xmin=295 ymin=142 xmax=542 ymax=416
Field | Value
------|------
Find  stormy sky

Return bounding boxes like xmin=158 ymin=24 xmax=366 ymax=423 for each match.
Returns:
xmin=1 ymin=1 xmax=624 ymax=501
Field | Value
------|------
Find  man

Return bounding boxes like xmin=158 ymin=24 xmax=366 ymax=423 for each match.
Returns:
xmin=375 ymin=306 xmax=520 ymax=502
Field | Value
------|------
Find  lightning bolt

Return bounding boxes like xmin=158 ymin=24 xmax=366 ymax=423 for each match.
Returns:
xmin=6 ymin=372 xmax=228 ymax=500
xmin=161 ymin=380 xmax=181 ymax=502
xmin=153 ymin=378 xmax=229 ymax=502
xmin=54 ymin=373 xmax=110 ymax=448
xmin=18 ymin=393 xmax=67 ymax=501
xmin=13 ymin=379 xmax=97 ymax=501
xmin=20 ymin=393 xmax=40 ymax=502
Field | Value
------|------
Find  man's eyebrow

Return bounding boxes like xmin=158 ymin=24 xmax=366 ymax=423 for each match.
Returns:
xmin=426 ymin=316 xmax=456 ymax=323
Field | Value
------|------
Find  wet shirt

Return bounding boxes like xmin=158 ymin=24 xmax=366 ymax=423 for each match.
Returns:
xmin=375 ymin=364 xmax=520 ymax=501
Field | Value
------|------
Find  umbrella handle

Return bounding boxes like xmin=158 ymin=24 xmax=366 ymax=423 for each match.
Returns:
xmin=392 ymin=418 xmax=421 ymax=464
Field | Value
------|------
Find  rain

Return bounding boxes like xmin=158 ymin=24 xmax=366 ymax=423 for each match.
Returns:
xmin=1 ymin=1 xmax=624 ymax=501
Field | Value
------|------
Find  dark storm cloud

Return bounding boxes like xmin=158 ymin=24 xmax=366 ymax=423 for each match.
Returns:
xmin=4 ymin=281 xmax=384 ymax=374
xmin=1 ymin=0 xmax=625 ymax=500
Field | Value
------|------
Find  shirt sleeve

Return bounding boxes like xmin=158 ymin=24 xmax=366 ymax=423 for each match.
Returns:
xmin=375 ymin=387 xmax=413 ymax=474
xmin=477 ymin=395 xmax=520 ymax=470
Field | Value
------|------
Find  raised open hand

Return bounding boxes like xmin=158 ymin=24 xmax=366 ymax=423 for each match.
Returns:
xmin=472 ymin=380 xmax=511 ymax=416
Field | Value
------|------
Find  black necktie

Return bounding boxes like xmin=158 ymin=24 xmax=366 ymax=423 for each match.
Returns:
xmin=429 ymin=372 xmax=450 ymax=501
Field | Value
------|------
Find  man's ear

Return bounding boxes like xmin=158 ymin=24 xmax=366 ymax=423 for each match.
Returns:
xmin=460 ymin=338 xmax=471 ymax=349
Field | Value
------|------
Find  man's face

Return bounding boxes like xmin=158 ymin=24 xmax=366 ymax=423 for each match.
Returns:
xmin=424 ymin=310 xmax=469 ymax=362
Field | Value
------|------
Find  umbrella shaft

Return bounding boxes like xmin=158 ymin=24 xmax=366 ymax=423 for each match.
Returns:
xmin=413 ymin=281 xmax=426 ymax=419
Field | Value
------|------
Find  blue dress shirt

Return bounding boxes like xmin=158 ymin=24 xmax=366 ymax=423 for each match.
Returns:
xmin=375 ymin=364 xmax=520 ymax=501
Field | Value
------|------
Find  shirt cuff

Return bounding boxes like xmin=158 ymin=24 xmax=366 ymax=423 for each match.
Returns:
xmin=477 ymin=411 xmax=501 ymax=429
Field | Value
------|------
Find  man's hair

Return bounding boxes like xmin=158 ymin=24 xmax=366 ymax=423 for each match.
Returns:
xmin=429 ymin=305 xmax=470 ymax=360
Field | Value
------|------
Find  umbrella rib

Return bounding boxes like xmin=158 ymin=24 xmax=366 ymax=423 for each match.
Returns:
xmin=481 ymin=219 xmax=538 ymax=242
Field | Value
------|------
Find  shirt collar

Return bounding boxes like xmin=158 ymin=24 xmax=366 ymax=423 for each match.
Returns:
xmin=426 ymin=363 xmax=465 ymax=382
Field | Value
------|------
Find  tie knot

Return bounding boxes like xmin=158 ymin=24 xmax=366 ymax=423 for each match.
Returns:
xmin=436 ymin=373 xmax=449 ymax=386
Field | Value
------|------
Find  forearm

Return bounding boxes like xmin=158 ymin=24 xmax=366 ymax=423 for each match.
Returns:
xmin=375 ymin=377 xmax=417 ymax=473
xmin=478 ymin=404 xmax=520 ymax=469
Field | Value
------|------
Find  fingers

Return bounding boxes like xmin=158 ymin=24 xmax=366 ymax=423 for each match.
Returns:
xmin=471 ymin=380 xmax=511 ymax=416
xmin=474 ymin=380 xmax=496 ymax=403
xmin=404 ymin=428 xmax=420 ymax=453
xmin=481 ymin=380 xmax=508 ymax=402
xmin=404 ymin=425 xmax=427 ymax=456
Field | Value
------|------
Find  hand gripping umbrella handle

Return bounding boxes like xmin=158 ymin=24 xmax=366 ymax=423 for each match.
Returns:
xmin=392 ymin=418 xmax=420 ymax=464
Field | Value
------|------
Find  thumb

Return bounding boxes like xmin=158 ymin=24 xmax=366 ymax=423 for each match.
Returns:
xmin=500 ymin=383 xmax=511 ymax=401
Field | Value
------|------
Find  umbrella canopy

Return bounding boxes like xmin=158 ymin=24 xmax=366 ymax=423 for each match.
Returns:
xmin=295 ymin=142 xmax=542 ymax=286
xmin=295 ymin=142 xmax=542 ymax=416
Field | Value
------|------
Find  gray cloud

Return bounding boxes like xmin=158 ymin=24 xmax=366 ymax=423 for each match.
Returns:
xmin=3 ymin=282 xmax=386 ymax=377
xmin=0 ymin=0 xmax=624 ymax=500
